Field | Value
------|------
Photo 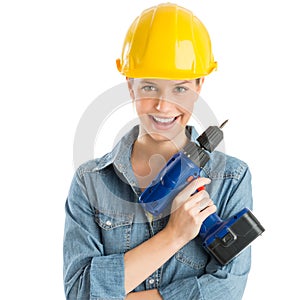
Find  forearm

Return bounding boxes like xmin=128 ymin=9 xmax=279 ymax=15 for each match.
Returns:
xmin=126 ymin=289 xmax=162 ymax=300
xmin=124 ymin=227 xmax=184 ymax=294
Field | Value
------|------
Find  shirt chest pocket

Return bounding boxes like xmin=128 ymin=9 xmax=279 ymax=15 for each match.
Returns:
xmin=95 ymin=210 xmax=134 ymax=255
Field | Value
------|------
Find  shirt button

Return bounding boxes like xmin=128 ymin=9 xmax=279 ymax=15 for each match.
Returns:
xmin=105 ymin=220 xmax=112 ymax=226
xmin=148 ymin=278 xmax=155 ymax=285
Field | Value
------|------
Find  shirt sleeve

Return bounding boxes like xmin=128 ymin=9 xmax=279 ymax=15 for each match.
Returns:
xmin=159 ymin=165 xmax=253 ymax=300
xmin=63 ymin=169 xmax=126 ymax=300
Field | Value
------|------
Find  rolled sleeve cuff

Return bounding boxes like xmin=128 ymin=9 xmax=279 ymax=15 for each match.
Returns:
xmin=90 ymin=254 xmax=126 ymax=300
xmin=159 ymin=277 xmax=202 ymax=300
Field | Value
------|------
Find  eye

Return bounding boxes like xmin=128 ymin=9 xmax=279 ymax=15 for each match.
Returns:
xmin=174 ymin=86 xmax=188 ymax=93
xmin=142 ymin=85 xmax=158 ymax=92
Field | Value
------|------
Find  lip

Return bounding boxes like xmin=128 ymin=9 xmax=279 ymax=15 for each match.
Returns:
xmin=148 ymin=114 xmax=180 ymax=130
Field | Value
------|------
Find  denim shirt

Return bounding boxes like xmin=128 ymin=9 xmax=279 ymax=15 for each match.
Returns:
xmin=63 ymin=125 xmax=252 ymax=300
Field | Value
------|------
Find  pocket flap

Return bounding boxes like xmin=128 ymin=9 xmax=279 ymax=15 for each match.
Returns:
xmin=96 ymin=210 xmax=134 ymax=230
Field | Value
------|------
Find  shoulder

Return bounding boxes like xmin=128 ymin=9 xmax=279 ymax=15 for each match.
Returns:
xmin=76 ymin=125 xmax=139 ymax=178
xmin=203 ymin=150 xmax=250 ymax=181
xmin=75 ymin=152 xmax=115 ymax=179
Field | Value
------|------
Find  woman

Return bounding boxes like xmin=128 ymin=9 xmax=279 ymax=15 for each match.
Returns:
xmin=63 ymin=3 xmax=252 ymax=299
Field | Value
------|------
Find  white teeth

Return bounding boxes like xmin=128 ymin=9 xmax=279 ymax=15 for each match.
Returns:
xmin=152 ymin=116 xmax=176 ymax=123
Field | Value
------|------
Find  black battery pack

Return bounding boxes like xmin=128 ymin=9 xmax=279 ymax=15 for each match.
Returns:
xmin=206 ymin=210 xmax=265 ymax=265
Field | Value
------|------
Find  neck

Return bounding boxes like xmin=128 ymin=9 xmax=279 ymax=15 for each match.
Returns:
xmin=131 ymin=126 xmax=190 ymax=190
xmin=134 ymin=126 xmax=189 ymax=161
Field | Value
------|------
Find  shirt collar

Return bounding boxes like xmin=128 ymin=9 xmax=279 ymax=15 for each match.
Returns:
xmin=94 ymin=124 xmax=199 ymax=173
xmin=91 ymin=125 xmax=138 ymax=172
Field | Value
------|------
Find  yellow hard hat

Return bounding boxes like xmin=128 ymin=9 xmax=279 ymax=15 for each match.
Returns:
xmin=116 ymin=3 xmax=217 ymax=80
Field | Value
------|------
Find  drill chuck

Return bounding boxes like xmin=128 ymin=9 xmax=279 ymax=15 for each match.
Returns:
xmin=197 ymin=119 xmax=228 ymax=152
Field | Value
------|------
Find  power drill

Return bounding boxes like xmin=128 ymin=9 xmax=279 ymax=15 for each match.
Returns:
xmin=138 ymin=121 xmax=265 ymax=265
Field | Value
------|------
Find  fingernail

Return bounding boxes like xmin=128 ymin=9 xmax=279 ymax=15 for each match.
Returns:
xmin=198 ymin=177 xmax=211 ymax=184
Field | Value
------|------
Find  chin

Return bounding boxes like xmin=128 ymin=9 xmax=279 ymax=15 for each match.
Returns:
xmin=150 ymin=133 xmax=172 ymax=142
xmin=148 ymin=127 xmax=184 ymax=144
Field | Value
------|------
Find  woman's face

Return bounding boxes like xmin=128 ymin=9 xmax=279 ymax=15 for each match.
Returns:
xmin=127 ymin=78 xmax=203 ymax=142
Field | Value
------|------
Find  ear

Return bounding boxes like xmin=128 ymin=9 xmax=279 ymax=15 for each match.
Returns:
xmin=196 ymin=77 xmax=205 ymax=94
xmin=126 ymin=77 xmax=135 ymax=100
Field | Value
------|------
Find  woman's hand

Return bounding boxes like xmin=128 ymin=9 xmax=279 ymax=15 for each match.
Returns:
xmin=165 ymin=177 xmax=216 ymax=246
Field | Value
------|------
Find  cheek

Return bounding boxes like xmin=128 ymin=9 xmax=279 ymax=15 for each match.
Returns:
xmin=134 ymin=98 xmax=155 ymax=116
xmin=179 ymin=101 xmax=195 ymax=118
xmin=181 ymin=112 xmax=192 ymax=125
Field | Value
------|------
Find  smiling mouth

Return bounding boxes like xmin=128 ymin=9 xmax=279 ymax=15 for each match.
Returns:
xmin=150 ymin=115 xmax=178 ymax=125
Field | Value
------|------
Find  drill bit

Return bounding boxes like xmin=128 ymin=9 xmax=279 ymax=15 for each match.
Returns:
xmin=219 ymin=119 xmax=228 ymax=129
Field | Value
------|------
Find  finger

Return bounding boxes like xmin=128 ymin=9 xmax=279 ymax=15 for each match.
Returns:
xmin=189 ymin=202 xmax=216 ymax=221
xmin=199 ymin=198 xmax=214 ymax=212
xmin=189 ymin=197 xmax=214 ymax=214
xmin=176 ymin=177 xmax=211 ymax=203
xmin=190 ymin=189 xmax=210 ymax=202
xmin=182 ymin=190 xmax=210 ymax=210
xmin=198 ymin=204 xmax=217 ymax=222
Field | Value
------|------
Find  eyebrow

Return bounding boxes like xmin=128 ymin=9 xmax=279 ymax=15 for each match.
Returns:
xmin=174 ymin=80 xmax=192 ymax=85
xmin=139 ymin=80 xmax=158 ymax=85
xmin=139 ymin=80 xmax=192 ymax=85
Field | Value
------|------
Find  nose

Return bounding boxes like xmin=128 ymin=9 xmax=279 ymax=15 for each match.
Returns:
xmin=155 ymin=98 xmax=175 ymax=112
xmin=155 ymin=92 xmax=176 ymax=112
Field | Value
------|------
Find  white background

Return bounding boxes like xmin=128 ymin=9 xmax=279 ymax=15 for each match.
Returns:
xmin=1 ymin=0 xmax=299 ymax=299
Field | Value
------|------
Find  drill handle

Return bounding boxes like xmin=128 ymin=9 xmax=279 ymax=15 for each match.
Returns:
xmin=196 ymin=185 xmax=223 ymax=237
xmin=200 ymin=213 xmax=223 ymax=237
